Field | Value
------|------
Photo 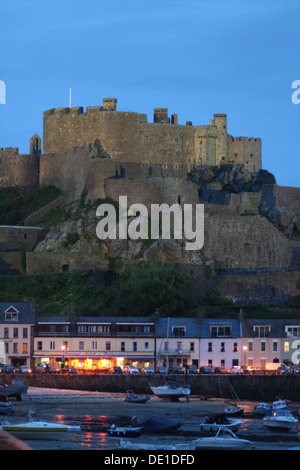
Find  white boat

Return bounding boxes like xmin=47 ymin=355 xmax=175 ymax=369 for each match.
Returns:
xmin=194 ymin=427 xmax=254 ymax=450
xmin=272 ymin=398 xmax=289 ymax=410
xmin=254 ymin=403 xmax=270 ymax=415
xmin=0 ymin=411 xmax=81 ymax=440
xmin=263 ymin=409 xmax=299 ymax=431
xmin=224 ymin=406 xmax=244 ymax=416
xmin=199 ymin=413 xmax=243 ymax=433
xmin=150 ymin=383 xmax=191 ymax=401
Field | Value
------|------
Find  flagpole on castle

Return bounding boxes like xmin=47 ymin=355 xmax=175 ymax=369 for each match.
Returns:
xmin=69 ymin=88 xmax=72 ymax=108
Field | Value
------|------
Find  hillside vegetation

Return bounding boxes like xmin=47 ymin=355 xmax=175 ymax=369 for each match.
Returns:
xmin=0 ymin=186 xmax=62 ymax=226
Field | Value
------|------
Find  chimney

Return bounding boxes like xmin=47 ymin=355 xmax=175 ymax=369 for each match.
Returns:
xmin=198 ymin=310 xmax=203 ymax=324
xmin=239 ymin=308 xmax=244 ymax=322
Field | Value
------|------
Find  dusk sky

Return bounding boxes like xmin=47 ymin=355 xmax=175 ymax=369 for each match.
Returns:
xmin=1 ymin=1 xmax=299 ymax=187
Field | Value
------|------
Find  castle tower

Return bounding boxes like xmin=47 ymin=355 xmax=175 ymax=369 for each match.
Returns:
xmin=213 ymin=113 xmax=228 ymax=165
xmin=30 ymin=134 xmax=41 ymax=156
xmin=153 ymin=108 xmax=169 ymax=124
xmin=103 ymin=98 xmax=117 ymax=111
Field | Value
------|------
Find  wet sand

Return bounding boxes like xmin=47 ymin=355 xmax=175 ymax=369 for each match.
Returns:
xmin=2 ymin=387 xmax=300 ymax=451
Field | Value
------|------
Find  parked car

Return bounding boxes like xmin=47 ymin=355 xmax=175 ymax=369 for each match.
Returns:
xmin=199 ymin=366 xmax=214 ymax=374
xmin=155 ymin=366 xmax=168 ymax=375
xmin=108 ymin=366 xmax=122 ymax=374
xmin=20 ymin=365 xmax=31 ymax=374
xmin=230 ymin=366 xmax=244 ymax=374
xmin=48 ymin=363 xmax=59 ymax=373
xmin=186 ymin=365 xmax=198 ymax=374
xmin=35 ymin=365 xmax=46 ymax=374
xmin=168 ymin=364 xmax=184 ymax=374
xmin=4 ymin=365 xmax=18 ymax=374
xmin=67 ymin=366 xmax=77 ymax=374
xmin=214 ymin=367 xmax=230 ymax=374
xmin=124 ymin=365 xmax=139 ymax=375
xmin=141 ymin=367 xmax=154 ymax=375
xmin=0 ymin=364 xmax=6 ymax=374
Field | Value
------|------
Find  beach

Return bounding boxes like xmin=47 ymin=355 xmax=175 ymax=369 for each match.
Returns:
xmin=1 ymin=387 xmax=300 ymax=451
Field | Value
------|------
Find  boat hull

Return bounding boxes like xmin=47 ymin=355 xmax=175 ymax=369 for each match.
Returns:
xmin=0 ymin=421 xmax=81 ymax=440
xmin=150 ymin=385 xmax=190 ymax=399
xmin=194 ymin=437 xmax=253 ymax=450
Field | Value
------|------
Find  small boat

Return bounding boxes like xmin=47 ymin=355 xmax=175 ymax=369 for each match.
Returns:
xmin=150 ymin=382 xmax=191 ymax=401
xmin=224 ymin=405 xmax=244 ymax=416
xmin=0 ymin=411 xmax=81 ymax=440
xmin=107 ymin=424 xmax=144 ymax=437
xmin=272 ymin=398 xmax=289 ymax=410
xmin=254 ymin=403 xmax=270 ymax=415
xmin=199 ymin=413 xmax=243 ymax=433
xmin=194 ymin=427 xmax=254 ymax=450
xmin=124 ymin=390 xmax=150 ymax=404
xmin=0 ymin=378 xmax=28 ymax=400
xmin=263 ymin=408 xmax=299 ymax=431
xmin=134 ymin=415 xmax=181 ymax=433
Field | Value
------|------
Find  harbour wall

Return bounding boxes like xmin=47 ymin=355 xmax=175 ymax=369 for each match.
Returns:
xmin=2 ymin=374 xmax=300 ymax=402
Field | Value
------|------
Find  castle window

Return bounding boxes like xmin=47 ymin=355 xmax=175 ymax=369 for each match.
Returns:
xmin=176 ymin=152 xmax=181 ymax=157
xmin=163 ymin=150 xmax=168 ymax=156
xmin=174 ymin=137 xmax=179 ymax=143
xmin=250 ymin=153 xmax=253 ymax=158
xmin=62 ymin=264 xmax=69 ymax=272
xmin=159 ymin=137 xmax=164 ymax=142
xmin=144 ymin=136 xmax=149 ymax=142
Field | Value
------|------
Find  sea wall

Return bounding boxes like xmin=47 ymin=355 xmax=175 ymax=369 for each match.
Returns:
xmin=2 ymin=374 xmax=300 ymax=402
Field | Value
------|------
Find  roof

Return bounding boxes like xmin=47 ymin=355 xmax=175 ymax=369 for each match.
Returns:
xmin=200 ymin=318 xmax=241 ymax=338
xmin=242 ymin=319 xmax=300 ymax=338
xmin=0 ymin=302 xmax=36 ymax=324
xmin=156 ymin=317 xmax=201 ymax=337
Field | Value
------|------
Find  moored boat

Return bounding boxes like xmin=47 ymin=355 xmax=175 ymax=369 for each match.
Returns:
xmin=0 ymin=412 xmax=81 ymax=440
xmin=254 ymin=403 xmax=270 ymax=415
xmin=150 ymin=382 xmax=191 ymax=401
xmin=263 ymin=409 xmax=299 ymax=431
xmin=194 ymin=427 xmax=254 ymax=450
xmin=135 ymin=415 xmax=182 ymax=433
xmin=199 ymin=413 xmax=243 ymax=433
xmin=0 ymin=378 xmax=28 ymax=401
xmin=224 ymin=406 xmax=244 ymax=416
xmin=107 ymin=424 xmax=144 ymax=437
xmin=124 ymin=390 xmax=150 ymax=404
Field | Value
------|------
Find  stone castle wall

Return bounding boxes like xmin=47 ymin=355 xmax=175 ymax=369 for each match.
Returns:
xmin=0 ymin=148 xmax=39 ymax=187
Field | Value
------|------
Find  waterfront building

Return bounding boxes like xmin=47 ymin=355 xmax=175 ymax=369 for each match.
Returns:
xmin=155 ymin=317 xmax=201 ymax=369
xmin=280 ymin=320 xmax=300 ymax=367
xmin=240 ymin=319 xmax=295 ymax=369
xmin=0 ymin=302 xmax=36 ymax=369
xmin=199 ymin=318 xmax=242 ymax=369
xmin=34 ymin=315 xmax=155 ymax=371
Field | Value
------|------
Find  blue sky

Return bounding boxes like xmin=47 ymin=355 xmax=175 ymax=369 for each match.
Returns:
xmin=0 ymin=0 xmax=299 ymax=187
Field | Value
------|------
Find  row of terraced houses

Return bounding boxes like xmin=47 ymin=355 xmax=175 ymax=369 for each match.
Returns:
xmin=0 ymin=302 xmax=300 ymax=372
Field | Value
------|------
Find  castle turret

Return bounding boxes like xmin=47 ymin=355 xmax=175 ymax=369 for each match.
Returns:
xmin=153 ymin=108 xmax=169 ymax=124
xmin=30 ymin=134 xmax=41 ymax=156
xmin=103 ymin=98 xmax=117 ymax=111
xmin=213 ymin=113 xmax=228 ymax=165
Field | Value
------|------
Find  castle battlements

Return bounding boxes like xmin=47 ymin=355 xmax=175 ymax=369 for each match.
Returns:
xmin=0 ymin=97 xmax=262 ymax=193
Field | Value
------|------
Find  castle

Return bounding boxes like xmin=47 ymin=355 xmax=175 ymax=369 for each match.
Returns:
xmin=1 ymin=98 xmax=299 ymax=307
xmin=0 ymin=97 xmax=261 ymax=194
